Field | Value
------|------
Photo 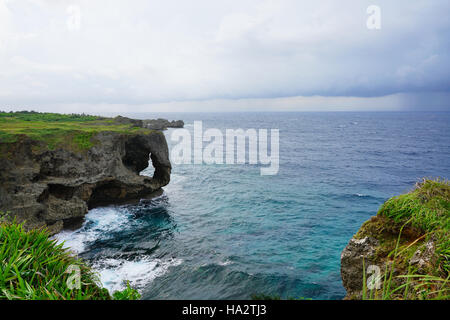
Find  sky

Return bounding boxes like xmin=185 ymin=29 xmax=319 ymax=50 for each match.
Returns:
xmin=0 ymin=0 xmax=449 ymax=113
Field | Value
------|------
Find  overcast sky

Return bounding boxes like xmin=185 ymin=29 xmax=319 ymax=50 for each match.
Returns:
xmin=1 ymin=0 xmax=449 ymax=112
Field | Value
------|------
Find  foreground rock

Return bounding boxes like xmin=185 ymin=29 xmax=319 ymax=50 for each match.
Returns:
xmin=0 ymin=130 xmax=171 ymax=234
xmin=341 ymin=236 xmax=380 ymax=297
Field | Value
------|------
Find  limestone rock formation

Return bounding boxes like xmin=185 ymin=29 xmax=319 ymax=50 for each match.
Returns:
xmin=0 ymin=131 xmax=171 ymax=234
xmin=341 ymin=236 xmax=380 ymax=298
xmin=142 ymin=118 xmax=184 ymax=130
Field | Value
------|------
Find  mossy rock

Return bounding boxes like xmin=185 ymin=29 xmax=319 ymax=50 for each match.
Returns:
xmin=342 ymin=179 xmax=450 ymax=300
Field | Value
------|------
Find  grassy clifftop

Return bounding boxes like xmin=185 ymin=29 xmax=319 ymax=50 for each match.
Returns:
xmin=351 ymin=179 xmax=449 ymax=300
xmin=0 ymin=111 xmax=152 ymax=152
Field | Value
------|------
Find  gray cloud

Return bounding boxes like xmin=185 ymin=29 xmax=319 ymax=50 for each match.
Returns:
xmin=0 ymin=0 xmax=449 ymax=111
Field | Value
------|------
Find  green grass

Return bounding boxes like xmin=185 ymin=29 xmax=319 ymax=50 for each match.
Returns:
xmin=0 ymin=111 xmax=152 ymax=152
xmin=362 ymin=219 xmax=450 ymax=300
xmin=0 ymin=217 xmax=140 ymax=300
xmin=378 ymin=178 xmax=449 ymax=233
xmin=0 ymin=111 xmax=101 ymax=122
xmin=359 ymin=178 xmax=450 ymax=300
xmin=378 ymin=178 xmax=450 ymax=274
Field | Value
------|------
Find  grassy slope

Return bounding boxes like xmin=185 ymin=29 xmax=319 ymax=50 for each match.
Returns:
xmin=355 ymin=178 xmax=449 ymax=300
xmin=0 ymin=111 xmax=152 ymax=152
xmin=379 ymin=179 xmax=450 ymax=271
xmin=0 ymin=217 xmax=140 ymax=300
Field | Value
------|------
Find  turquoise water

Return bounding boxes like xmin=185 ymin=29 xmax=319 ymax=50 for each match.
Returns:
xmin=56 ymin=112 xmax=450 ymax=300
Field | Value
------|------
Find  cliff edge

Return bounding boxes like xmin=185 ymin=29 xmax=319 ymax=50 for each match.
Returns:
xmin=341 ymin=179 xmax=449 ymax=300
xmin=0 ymin=112 xmax=173 ymax=234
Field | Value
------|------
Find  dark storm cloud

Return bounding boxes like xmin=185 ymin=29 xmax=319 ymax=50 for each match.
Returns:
xmin=0 ymin=0 xmax=449 ymax=111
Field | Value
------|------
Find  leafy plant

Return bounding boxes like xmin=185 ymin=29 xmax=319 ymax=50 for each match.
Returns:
xmin=0 ymin=219 xmax=140 ymax=300
xmin=112 ymin=281 xmax=141 ymax=300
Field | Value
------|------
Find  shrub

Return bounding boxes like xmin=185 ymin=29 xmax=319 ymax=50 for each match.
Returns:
xmin=0 ymin=220 xmax=140 ymax=300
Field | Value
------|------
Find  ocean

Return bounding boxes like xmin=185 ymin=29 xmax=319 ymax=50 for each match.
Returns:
xmin=55 ymin=112 xmax=450 ymax=300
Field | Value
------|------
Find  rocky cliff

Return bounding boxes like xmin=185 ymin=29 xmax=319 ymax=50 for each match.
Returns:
xmin=0 ymin=114 xmax=173 ymax=235
xmin=340 ymin=179 xmax=449 ymax=300
xmin=142 ymin=118 xmax=184 ymax=130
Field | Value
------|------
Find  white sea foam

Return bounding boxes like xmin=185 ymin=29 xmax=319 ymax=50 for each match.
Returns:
xmin=93 ymin=257 xmax=183 ymax=293
xmin=355 ymin=193 xmax=367 ymax=197
xmin=54 ymin=230 xmax=90 ymax=254
xmin=218 ymin=260 xmax=233 ymax=266
xmin=53 ymin=206 xmax=132 ymax=253
xmin=53 ymin=205 xmax=181 ymax=294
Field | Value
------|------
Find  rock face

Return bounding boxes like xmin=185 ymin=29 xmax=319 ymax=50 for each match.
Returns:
xmin=0 ymin=131 xmax=171 ymax=234
xmin=340 ymin=214 xmax=439 ymax=299
xmin=113 ymin=116 xmax=184 ymax=130
xmin=408 ymin=239 xmax=436 ymax=273
xmin=341 ymin=236 xmax=380 ymax=298
xmin=114 ymin=115 xmax=144 ymax=128
xmin=142 ymin=118 xmax=184 ymax=130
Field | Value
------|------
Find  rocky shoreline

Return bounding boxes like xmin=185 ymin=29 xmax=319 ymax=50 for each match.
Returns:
xmin=0 ymin=115 xmax=182 ymax=235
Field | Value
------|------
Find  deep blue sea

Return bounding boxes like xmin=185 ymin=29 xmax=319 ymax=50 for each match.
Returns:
xmin=55 ymin=112 xmax=450 ymax=300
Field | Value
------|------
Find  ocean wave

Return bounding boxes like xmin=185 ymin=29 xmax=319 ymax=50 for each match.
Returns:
xmin=355 ymin=193 xmax=367 ymax=197
xmin=217 ymin=259 xmax=233 ymax=266
xmin=54 ymin=207 xmax=132 ymax=253
xmin=52 ymin=196 xmax=179 ymax=294
xmin=92 ymin=257 xmax=182 ymax=293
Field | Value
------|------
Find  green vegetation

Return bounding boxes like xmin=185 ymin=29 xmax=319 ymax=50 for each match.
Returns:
xmin=112 ymin=281 xmax=142 ymax=300
xmin=379 ymin=178 xmax=449 ymax=275
xmin=0 ymin=111 xmax=152 ymax=152
xmin=357 ymin=178 xmax=450 ymax=300
xmin=0 ymin=217 xmax=141 ymax=300
xmin=0 ymin=110 xmax=101 ymax=122
xmin=379 ymin=178 xmax=449 ymax=235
